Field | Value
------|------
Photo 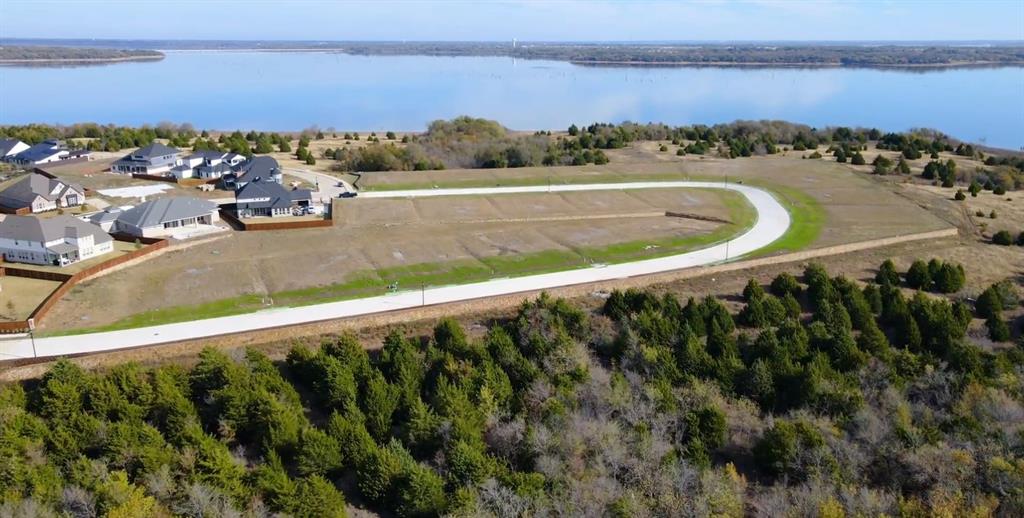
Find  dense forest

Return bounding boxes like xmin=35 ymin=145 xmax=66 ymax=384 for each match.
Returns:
xmin=1 ymin=260 xmax=1022 ymax=516
xmin=0 ymin=45 xmax=163 ymax=63
xmin=4 ymin=40 xmax=1022 ymax=67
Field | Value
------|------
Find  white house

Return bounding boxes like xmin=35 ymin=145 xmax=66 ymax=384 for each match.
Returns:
xmin=113 ymin=197 xmax=220 ymax=238
xmin=9 ymin=139 xmax=69 ymax=165
xmin=0 ymin=139 xmax=29 ymax=161
xmin=0 ymin=214 xmax=114 ymax=267
xmin=111 ymin=142 xmax=180 ymax=175
xmin=169 ymin=151 xmax=246 ymax=181
xmin=169 ymin=155 xmax=205 ymax=180
xmin=0 ymin=173 xmax=86 ymax=213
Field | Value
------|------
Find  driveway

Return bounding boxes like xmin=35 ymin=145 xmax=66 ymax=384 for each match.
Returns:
xmin=282 ymin=168 xmax=353 ymax=203
xmin=0 ymin=181 xmax=790 ymax=360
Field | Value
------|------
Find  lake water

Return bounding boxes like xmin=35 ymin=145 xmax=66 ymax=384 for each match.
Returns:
xmin=1 ymin=51 xmax=1022 ymax=149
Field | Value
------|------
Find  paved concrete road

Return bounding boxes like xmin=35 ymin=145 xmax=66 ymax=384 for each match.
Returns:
xmin=283 ymin=168 xmax=353 ymax=203
xmin=0 ymin=181 xmax=789 ymax=360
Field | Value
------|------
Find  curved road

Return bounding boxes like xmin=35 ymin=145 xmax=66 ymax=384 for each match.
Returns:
xmin=0 ymin=181 xmax=789 ymax=360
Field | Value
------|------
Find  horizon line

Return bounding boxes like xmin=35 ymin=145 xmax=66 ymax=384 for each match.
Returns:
xmin=3 ymin=37 xmax=1023 ymax=45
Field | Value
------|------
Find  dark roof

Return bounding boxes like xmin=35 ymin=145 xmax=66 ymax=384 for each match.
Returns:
xmin=232 ymin=156 xmax=280 ymax=180
xmin=13 ymin=140 xmax=65 ymax=163
xmin=0 ymin=214 xmax=111 ymax=245
xmin=116 ymin=197 xmax=218 ymax=228
xmin=130 ymin=142 xmax=179 ymax=159
xmin=0 ymin=173 xmax=83 ymax=209
xmin=234 ymin=178 xmax=298 ymax=211
xmin=0 ymin=139 xmax=25 ymax=156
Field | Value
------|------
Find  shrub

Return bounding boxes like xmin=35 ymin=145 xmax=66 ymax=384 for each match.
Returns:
xmin=993 ymin=230 xmax=1013 ymax=246
xmin=851 ymin=152 xmax=866 ymax=165
xmin=1017 ymin=231 xmax=1024 ymax=246
xmin=987 ymin=314 xmax=1011 ymax=342
xmin=994 ymin=185 xmax=1007 ymax=195
xmin=770 ymin=272 xmax=801 ymax=297
xmin=954 ymin=190 xmax=966 ymax=201
xmin=905 ymin=260 xmax=931 ymax=289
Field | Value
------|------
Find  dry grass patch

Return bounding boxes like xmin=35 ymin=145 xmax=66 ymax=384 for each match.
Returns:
xmin=0 ymin=276 xmax=61 ymax=321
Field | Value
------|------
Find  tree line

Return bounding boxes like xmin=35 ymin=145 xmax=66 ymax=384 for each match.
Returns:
xmin=0 ymin=259 xmax=1021 ymax=516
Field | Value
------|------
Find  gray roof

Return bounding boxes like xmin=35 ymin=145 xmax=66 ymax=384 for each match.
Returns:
xmin=0 ymin=139 xmax=25 ymax=156
xmin=0 ymin=214 xmax=112 ymax=245
xmin=232 ymin=156 xmax=280 ymax=181
xmin=85 ymin=207 xmax=122 ymax=225
xmin=130 ymin=142 xmax=179 ymax=159
xmin=190 ymin=150 xmax=228 ymax=160
xmin=0 ymin=173 xmax=83 ymax=209
xmin=199 ymin=163 xmax=233 ymax=174
xmin=235 ymin=179 xmax=303 ymax=210
xmin=115 ymin=197 xmax=218 ymax=228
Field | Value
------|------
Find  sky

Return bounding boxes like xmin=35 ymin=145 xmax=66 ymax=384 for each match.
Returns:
xmin=1 ymin=0 xmax=1022 ymax=42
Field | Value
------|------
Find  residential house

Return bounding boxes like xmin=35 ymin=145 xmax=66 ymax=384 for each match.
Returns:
xmin=223 ymin=156 xmax=282 ymax=190
xmin=0 ymin=173 xmax=85 ymax=214
xmin=83 ymin=207 xmax=123 ymax=232
xmin=9 ymin=139 xmax=69 ymax=165
xmin=170 ymin=150 xmax=246 ymax=181
xmin=0 ymin=139 xmax=29 ymax=160
xmin=111 ymin=142 xmax=180 ymax=175
xmin=113 ymin=197 xmax=220 ymax=238
xmin=0 ymin=214 xmax=114 ymax=267
xmin=230 ymin=178 xmax=311 ymax=218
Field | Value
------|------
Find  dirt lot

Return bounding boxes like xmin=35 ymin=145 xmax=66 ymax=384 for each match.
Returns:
xmin=41 ymin=187 xmax=739 ymax=331
xmin=0 ymin=276 xmax=61 ymax=321
xmin=358 ymin=153 xmax=951 ymax=247
xmin=31 ymin=148 xmax=965 ymax=336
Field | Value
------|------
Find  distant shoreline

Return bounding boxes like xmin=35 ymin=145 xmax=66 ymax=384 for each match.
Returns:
xmin=3 ymin=39 xmax=1023 ymax=69
xmin=0 ymin=45 xmax=164 ymax=66
xmin=0 ymin=55 xmax=164 ymax=65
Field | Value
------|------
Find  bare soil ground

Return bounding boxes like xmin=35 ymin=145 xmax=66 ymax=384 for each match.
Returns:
xmin=40 ymin=188 xmax=734 ymax=331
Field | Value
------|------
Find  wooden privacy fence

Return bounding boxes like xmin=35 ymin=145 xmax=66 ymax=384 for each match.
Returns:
xmin=219 ymin=209 xmax=333 ymax=231
xmin=0 ymin=236 xmax=168 ymax=333
xmin=131 ymin=173 xmax=178 ymax=183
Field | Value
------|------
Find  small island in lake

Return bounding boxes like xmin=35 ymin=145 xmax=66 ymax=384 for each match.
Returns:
xmin=0 ymin=45 xmax=164 ymax=66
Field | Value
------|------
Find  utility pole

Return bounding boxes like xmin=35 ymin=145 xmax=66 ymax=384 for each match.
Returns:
xmin=421 ymin=283 xmax=425 ymax=306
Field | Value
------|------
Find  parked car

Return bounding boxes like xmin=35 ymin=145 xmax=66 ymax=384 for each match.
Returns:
xmin=339 ymin=192 xmax=358 ymax=198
